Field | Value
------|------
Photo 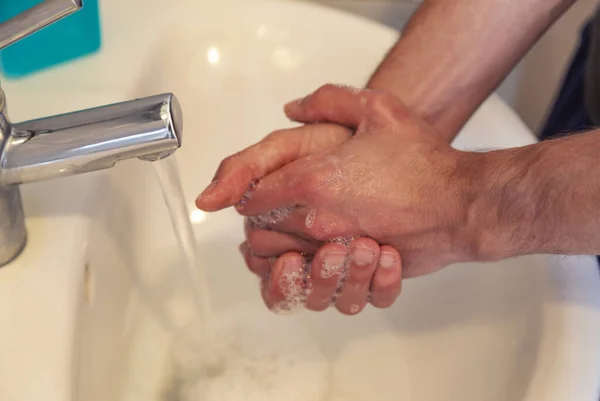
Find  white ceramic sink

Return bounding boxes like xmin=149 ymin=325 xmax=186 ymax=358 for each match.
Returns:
xmin=0 ymin=1 xmax=600 ymax=401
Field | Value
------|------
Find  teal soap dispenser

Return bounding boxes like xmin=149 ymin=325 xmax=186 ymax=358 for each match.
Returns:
xmin=0 ymin=0 xmax=101 ymax=79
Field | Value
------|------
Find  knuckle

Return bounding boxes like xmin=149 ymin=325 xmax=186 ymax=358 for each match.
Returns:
xmin=218 ymin=151 xmax=261 ymax=183
xmin=368 ymin=93 xmax=394 ymax=112
xmin=265 ymin=129 xmax=287 ymax=142
xmin=309 ymin=84 xmax=335 ymax=106
xmin=305 ymin=221 xmax=328 ymax=242
xmin=367 ymin=93 xmax=406 ymax=120
xmin=217 ymin=154 xmax=237 ymax=172
xmin=315 ymin=83 xmax=336 ymax=97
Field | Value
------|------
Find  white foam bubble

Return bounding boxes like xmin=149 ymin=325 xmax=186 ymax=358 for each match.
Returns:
xmin=326 ymin=155 xmax=340 ymax=164
xmin=272 ymin=260 xmax=313 ymax=315
xmin=333 ymin=84 xmax=363 ymax=94
xmin=320 ymin=238 xmax=356 ymax=299
xmin=247 ymin=207 xmax=294 ymax=228
xmin=279 ymin=269 xmax=304 ymax=297
xmin=305 ymin=209 xmax=317 ymax=228
xmin=329 ymin=236 xmax=356 ymax=248
xmin=181 ymin=303 xmax=330 ymax=401
xmin=321 ymin=256 xmax=348 ymax=279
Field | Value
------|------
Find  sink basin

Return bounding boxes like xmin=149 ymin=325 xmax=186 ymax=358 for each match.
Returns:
xmin=1 ymin=1 xmax=600 ymax=401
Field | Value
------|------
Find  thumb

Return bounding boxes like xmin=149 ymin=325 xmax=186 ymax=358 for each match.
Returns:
xmin=195 ymin=124 xmax=351 ymax=212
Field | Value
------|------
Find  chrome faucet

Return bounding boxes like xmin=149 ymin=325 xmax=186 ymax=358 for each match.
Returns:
xmin=0 ymin=0 xmax=182 ymax=265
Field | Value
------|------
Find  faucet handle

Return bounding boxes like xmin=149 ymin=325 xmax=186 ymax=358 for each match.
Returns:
xmin=0 ymin=0 xmax=82 ymax=50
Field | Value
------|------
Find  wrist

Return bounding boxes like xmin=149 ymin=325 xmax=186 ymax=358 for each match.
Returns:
xmin=366 ymin=77 xmax=467 ymax=144
xmin=455 ymin=147 xmax=543 ymax=262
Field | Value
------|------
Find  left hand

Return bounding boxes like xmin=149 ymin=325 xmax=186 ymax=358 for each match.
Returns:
xmin=195 ymin=94 xmax=403 ymax=315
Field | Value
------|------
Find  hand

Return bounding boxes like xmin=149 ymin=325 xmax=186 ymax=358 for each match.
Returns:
xmin=227 ymin=85 xmax=479 ymax=306
xmin=196 ymin=122 xmax=352 ymax=212
xmin=196 ymin=106 xmax=403 ymax=314
xmin=197 ymin=84 xmax=481 ymax=313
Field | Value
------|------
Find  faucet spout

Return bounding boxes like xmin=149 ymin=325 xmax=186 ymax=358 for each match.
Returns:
xmin=0 ymin=90 xmax=183 ymax=266
xmin=0 ymin=93 xmax=182 ymax=186
xmin=0 ymin=0 xmax=185 ymax=267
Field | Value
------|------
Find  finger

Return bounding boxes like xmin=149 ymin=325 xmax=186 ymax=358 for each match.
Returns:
xmin=264 ymin=253 xmax=309 ymax=313
xmin=244 ymin=205 xmax=355 ymax=245
xmin=245 ymin=219 xmax=319 ymax=257
xmin=239 ymin=242 xmax=271 ymax=278
xmin=370 ymin=246 xmax=402 ymax=309
xmin=334 ymin=238 xmax=379 ymax=315
xmin=196 ymin=124 xmax=351 ymax=212
xmin=231 ymin=159 xmax=308 ymax=217
xmin=306 ymin=243 xmax=349 ymax=312
xmin=284 ymin=83 xmax=374 ymax=126
xmin=244 ymin=205 xmax=315 ymax=242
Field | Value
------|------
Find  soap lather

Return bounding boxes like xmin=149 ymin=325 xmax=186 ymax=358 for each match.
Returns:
xmin=0 ymin=0 xmax=101 ymax=78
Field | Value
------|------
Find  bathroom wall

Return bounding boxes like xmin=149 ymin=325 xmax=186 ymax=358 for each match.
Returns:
xmin=298 ymin=0 xmax=598 ymax=134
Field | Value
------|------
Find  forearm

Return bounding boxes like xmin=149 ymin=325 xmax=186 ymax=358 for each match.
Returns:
xmin=464 ymin=130 xmax=600 ymax=260
xmin=366 ymin=0 xmax=575 ymax=141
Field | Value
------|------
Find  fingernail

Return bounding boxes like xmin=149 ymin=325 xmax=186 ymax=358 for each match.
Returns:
xmin=198 ymin=180 xmax=218 ymax=200
xmin=280 ymin=257 xmax=304 ymax=297
xmin=379 ymin=252 xmax=396 ymax=268
xmin=322 ymin=251 xmax=347 ymax=278
xmin=283 ymin=256 xmax=303 ymax=274
xmin=353 ymin=247 xmax=375 ymax=266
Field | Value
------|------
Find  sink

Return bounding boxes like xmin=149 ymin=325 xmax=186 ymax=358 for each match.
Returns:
xmin=0 ymin=1 xmax=600 ymax=401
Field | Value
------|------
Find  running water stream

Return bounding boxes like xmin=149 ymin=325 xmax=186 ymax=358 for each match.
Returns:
xmin=152 ymin=156 xmax=221 ymax=371
xmin=145 ymin=157 xmax=408 ymax=401
xmin=148 ymin=156 xmax=332 ymax=401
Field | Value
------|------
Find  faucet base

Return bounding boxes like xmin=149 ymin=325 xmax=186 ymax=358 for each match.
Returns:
xmin=0 ymin=185 xmax=26 ymax=266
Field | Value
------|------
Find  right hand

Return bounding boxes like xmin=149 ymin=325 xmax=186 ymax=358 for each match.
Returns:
xmin=233 ymin=85 xmax=475 ymax=280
